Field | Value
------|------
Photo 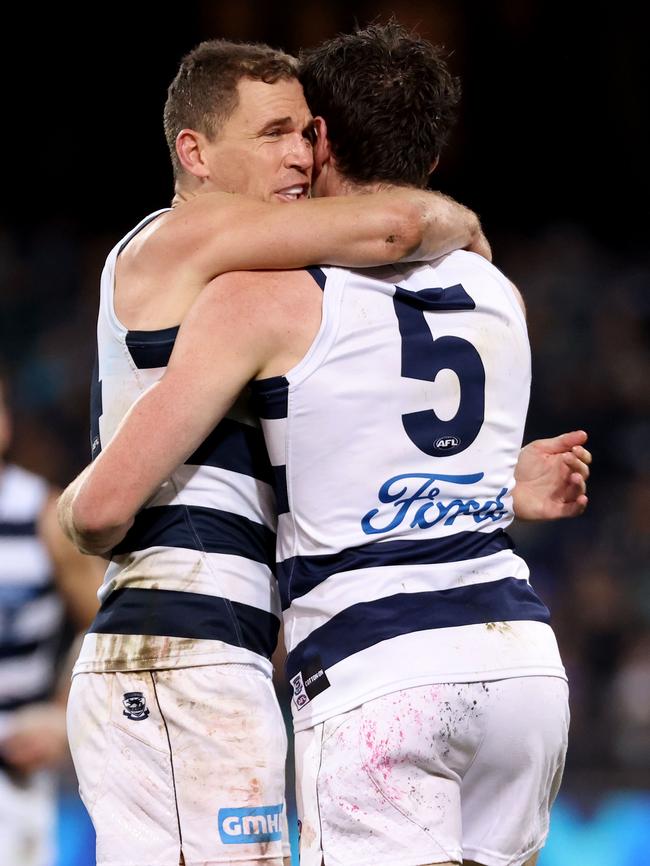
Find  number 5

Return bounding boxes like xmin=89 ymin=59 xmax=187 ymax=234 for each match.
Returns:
xmin=393 ymin=284 xmax=485 ymax=457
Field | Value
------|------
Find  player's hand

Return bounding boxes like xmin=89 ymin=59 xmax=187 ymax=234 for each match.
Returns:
xmin=0 ymin=703 xmax=68 ymax=773
xmin=513 ymin=430 xmax=591 ymax=520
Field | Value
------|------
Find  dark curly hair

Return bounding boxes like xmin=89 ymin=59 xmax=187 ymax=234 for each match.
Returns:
xmin=299 ymin=22 xmax=460 ymax=188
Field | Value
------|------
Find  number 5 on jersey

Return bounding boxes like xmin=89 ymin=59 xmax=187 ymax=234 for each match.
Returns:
xmin=393 ymin=283 xmax=486 ymax=458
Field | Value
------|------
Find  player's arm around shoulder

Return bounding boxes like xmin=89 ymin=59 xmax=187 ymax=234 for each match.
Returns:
xmin=60 ymin=270 xmax=317 ymax=555
xmin=178 ymin=267 xmax=323 ymax=381
xmin=129 ymin=189 xmax=491 ymax=288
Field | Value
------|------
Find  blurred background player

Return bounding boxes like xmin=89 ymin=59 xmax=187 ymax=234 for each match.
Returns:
xmin=0 ymin=372 xmax=103 ymax=866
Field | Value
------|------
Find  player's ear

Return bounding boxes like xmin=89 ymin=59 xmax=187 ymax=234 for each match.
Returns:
xmin=429 ymin=155 xmax=439 ymax=175
xmin=176 ymin=129 xmax=210 ymax=179
xmin=312 ymin=117 xmax=331 ymax=174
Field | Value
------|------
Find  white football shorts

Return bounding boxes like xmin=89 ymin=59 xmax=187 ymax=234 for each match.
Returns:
xmin=295 ymin=677 xmax=569 ymax=866
xmin=67 ymin=664 xmax=290 ymax=866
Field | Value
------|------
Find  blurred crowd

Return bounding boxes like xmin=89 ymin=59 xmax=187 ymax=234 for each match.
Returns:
xmin=502 ymin=225 xmax=650 ymax=782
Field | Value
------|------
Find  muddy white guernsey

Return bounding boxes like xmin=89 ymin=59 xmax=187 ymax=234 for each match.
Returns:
xmin=74 ymin=212 xmax=279 ymax=676
xmin=252 ymin=252 xmax=566 ymax=732
xmin=69 ymin=214 xmax=290 ymax=865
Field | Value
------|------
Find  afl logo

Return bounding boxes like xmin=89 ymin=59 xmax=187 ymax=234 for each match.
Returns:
xmin=435 ymin=436 xmax=460 ymax=450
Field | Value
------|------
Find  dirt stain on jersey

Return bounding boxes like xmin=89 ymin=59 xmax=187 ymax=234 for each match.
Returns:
xmin=301 ymin=820 xmax=317 ymax=847
xmin=92 ymin=633 xmax=198 ymax=668
xmin=485 ymin=621 xmax=513 ymax=634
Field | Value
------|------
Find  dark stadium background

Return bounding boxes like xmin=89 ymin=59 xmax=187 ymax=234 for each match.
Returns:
xmin=2 ymin=2 xmax=648 ymax=863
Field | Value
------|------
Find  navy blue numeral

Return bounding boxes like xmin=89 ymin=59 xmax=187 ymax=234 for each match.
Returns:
xmin=393 ymin=284 xmax=485 ymax=457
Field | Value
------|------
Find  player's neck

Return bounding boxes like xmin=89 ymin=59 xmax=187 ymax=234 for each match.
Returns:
xmin=324 ymin=171 xmax=403 ymax=199
xmin=171 ymin=186 xmax=200 ymax=208
xmin=171 ymin=175 xmax=220 ymax=207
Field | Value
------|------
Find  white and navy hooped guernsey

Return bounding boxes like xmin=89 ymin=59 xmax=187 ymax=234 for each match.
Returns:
xmin=251 ymin=254 xmax=566 ymax=731
xmin=0 ymin=465 xmax=64 ymax=727
xmin=74 ymin=212 xmax=279 ymax=676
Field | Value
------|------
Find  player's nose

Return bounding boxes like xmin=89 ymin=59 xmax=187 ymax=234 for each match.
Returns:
xmin=285 ymin=133 xmax=313 ymax=172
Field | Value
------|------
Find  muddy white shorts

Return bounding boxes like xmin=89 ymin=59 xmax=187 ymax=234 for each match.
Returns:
xmin=295 ymin=677 xmax=569 ymax=866
xmin=67 ymin=664 xmax=290 ymax=866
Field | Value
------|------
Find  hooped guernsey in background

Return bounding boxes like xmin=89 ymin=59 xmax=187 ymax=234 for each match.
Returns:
xmin=0 ymin=374 xmax=103 ymax=866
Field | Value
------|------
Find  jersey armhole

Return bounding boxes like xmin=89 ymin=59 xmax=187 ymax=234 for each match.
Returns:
xmin=258 ymin=266 xmax=345 ymax=393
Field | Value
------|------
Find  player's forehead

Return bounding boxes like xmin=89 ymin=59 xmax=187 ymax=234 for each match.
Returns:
xmin=229 ymin=76 xmax=312 ymax=132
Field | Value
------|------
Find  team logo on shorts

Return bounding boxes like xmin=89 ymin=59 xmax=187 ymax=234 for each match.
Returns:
xmin=122 ymin=691 xmax=150 ymax=721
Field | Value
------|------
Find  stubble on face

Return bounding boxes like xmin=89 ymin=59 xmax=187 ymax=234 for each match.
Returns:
xmin=202 ymin=78 xmax=315 ymax=203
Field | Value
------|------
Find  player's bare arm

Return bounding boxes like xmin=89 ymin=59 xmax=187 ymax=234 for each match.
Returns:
xmin=119 ymin=188 xmax=488 ymax=323
xmin=60 ymin=270 xmax=302 ymax=554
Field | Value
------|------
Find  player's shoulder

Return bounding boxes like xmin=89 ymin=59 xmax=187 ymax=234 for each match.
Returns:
xmin=214 ymin=267 xmax=319 ymax=300
xmin=423 ymin=250 xmax=526 ymax=320
xmin=112 ymin=209 xmax=172 ymax=266
xmin=435 ymin=249 xmax=511 ymax=285
xmin=201 ymin=268 xmax=319 ymax=334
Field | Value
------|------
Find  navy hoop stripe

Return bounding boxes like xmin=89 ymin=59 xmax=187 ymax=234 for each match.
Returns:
xmin=112 ymin=505 xmax=276 ymax=566
xmin=251 ymin=377 xmax=289 ymax=420
xmin=279 ymin=529 xmax=513 ymax=610
xmin=89 ymin=587 xmax=280 ymax=659
xmin=0 ymin=520 xmax=38 ymax=538
xmin=186 ymin=418 xmax=273 ymax=483
xmin=273 ymin=466 xmax=290 ymax=515
xmin=286 ymin=576 xmax=550 ymax=679
xmin=0 ymin=688 xmax=51 ymax=715
xmin=0 ymin=638 xmax=46 ymax=661
xmin=125 ymin=326 xmax=180 ymax=369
